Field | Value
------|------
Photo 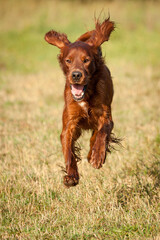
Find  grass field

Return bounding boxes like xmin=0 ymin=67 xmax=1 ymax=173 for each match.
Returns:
xmin=0 ymin=0 xmax=160 ymax=239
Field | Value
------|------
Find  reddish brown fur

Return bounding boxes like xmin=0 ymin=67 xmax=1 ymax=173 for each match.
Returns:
xmin=45 ymin=18 xmax=115 ymax=187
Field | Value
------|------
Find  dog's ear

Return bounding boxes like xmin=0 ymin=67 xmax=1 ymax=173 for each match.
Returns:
xmin=45 ymin=30 xmax=70 ymax=49
xmin=76 ymin=30 xmax=95 ymax=42
xmin=76 ymin=30 xmax=102 ymax=57
xmin=86 ymin=18 xmax=115 ymax=48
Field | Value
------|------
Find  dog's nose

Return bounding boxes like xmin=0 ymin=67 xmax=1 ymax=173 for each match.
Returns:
xmin=72 ymin=71 xmax=82 ymax=82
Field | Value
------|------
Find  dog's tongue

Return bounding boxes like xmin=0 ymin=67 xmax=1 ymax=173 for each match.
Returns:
xmin=71 ymin=84 xmax=84 ymax=96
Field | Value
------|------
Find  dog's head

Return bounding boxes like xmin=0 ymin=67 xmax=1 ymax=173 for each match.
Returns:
xmin=45 ymin=18 xmax=114 ymax=102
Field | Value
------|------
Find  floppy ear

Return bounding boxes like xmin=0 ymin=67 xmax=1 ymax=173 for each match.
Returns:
xmin=76 ymin=30 xmax=95 ymax=42
xmin=76 ymin=30 xmax=102 ymax=57
xmin=44 ymin=30 xmax=70 ymax=49
xmin=86 ymin=18 xmax=115 ymax=48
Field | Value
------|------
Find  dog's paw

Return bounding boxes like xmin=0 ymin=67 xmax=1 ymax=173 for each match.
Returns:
xmin=90 ymin=146 xmax=106 ymax=169
xmin=63 ymin=175 xmax=79 ymax=187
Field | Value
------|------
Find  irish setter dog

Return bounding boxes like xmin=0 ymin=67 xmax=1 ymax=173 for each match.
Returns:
xmin=45 ymin=17 xmax=116 ymax=187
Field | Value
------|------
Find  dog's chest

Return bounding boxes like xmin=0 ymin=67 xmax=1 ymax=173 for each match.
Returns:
xmin=78 ymin=101 xmax=88 ymax=113
xmin=78 ymin=101 xmax=99 ymax=129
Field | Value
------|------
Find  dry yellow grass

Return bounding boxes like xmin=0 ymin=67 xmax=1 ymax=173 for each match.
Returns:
xmin=0 ymin=0 xmax=160 ymax=239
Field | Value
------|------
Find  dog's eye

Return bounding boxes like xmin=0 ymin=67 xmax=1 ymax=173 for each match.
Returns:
xmin=66 ymin=59 xmax=72 ymax=64
xmin=83 ymin=58 xmax=89 ymax=63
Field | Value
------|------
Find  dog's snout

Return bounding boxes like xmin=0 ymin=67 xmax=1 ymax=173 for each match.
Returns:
xmin=72 ymin=71 xmax=82 ymax=82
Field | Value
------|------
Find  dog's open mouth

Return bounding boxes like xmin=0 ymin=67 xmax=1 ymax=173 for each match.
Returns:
xmin=70 ymin=84 xmax=87 ymax=101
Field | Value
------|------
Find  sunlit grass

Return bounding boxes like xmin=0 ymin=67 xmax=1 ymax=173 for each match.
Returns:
xmin=0 ymin=0 xmax=160 ymax=239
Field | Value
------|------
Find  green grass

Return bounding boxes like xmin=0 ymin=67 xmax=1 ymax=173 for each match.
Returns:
xmin=0 ymin=0 xmax=160 ymax=239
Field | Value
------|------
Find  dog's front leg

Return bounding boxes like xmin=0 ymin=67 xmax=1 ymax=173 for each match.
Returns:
xmin=89 ymin=106 xmax=114 ymax=169
xmin=60 ymin=120 xmax=81 ymax=187
xmin=87 ymin=130 xmax=98 ymax=162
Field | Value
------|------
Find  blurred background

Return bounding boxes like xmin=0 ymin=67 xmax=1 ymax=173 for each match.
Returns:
xmin=0 ymin=0 xmax=160 ymax=72
xmin=0 ymin=0 xmax=160 ymax=239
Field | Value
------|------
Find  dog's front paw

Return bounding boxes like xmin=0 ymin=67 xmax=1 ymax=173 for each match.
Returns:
xmin=90 ymin=144 xmax=106 ymax=169
xmin=63 ymin=175 xmax=79 ymax=187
